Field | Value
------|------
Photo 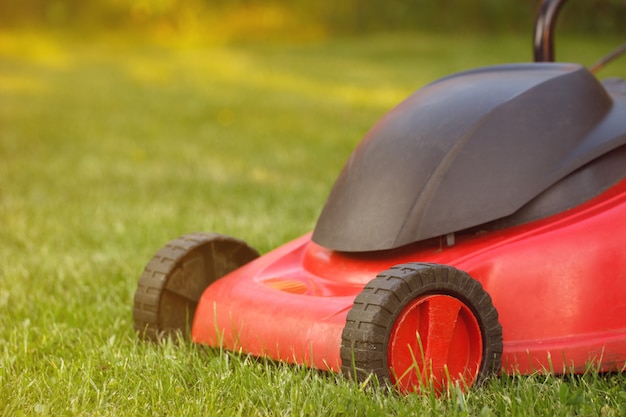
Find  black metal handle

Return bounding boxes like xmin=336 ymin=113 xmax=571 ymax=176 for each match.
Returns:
xmin=533 ymin=0 xmax=568 ymax=62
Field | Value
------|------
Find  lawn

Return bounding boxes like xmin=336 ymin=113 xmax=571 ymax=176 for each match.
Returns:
xmin=1 ymin=29 xmax=626 ymax=415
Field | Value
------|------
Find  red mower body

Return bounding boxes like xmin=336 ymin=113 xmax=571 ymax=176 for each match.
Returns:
xmin=192 ymin=176 xmax=626 ymax=377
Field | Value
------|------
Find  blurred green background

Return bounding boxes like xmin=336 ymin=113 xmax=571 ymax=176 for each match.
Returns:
xmin=1 ymin=0 xmax=625 ymax=39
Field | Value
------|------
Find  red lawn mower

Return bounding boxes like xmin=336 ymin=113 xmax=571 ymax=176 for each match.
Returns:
xmin=133 ymin=0 xmax=626 ymax=393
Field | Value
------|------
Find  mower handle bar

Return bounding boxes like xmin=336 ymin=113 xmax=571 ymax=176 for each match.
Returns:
xmin=533 ymin=0 xmax=567 ymax=62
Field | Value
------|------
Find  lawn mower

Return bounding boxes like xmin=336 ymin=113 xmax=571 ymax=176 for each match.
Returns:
xmin=133 ymin=0 xmax=626 ymax=393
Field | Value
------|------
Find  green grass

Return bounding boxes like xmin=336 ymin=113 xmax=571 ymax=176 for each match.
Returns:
xmin=1 ymin=29 xmax=626 ymax=415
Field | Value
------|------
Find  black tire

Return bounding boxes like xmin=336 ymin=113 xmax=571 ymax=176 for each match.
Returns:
xmin=340 ymin=262 xmax=502 ymax=392
xmin=133 ymin=232 xmax=259 ymax=342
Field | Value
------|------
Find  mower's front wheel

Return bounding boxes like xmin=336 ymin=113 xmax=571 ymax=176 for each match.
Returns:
xmin=133 ymin=232 xmax=259 ymax=342
xmin=340 ymin=263 xmax=502 ymax=393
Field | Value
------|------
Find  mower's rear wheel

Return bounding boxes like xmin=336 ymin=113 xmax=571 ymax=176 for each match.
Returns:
xmin=340 ymin=263 xmax=502 ymax=393
xmin=133 ymin=232 xmax=259 ymax=342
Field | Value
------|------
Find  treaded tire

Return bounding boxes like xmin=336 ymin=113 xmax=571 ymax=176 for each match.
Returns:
xmin=340 ymin=262 xmax=502 ymax=393
xmin=133 ymin=232 xmax=259 ymax=342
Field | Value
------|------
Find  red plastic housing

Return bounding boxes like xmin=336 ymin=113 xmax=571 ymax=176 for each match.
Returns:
xmin=192 ymin=178 xmax=626 ymax=376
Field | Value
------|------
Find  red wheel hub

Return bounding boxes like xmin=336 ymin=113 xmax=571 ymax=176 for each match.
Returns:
xmin=388 ymin=294 xmax=483 ymax=393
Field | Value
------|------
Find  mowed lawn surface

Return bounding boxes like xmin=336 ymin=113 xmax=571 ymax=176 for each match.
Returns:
xmin=1 ymin=29 xmax=626 ymax=415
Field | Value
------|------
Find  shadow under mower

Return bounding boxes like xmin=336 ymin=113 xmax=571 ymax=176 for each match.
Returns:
xmin=133 ymin=0 xmax=626 ymax=394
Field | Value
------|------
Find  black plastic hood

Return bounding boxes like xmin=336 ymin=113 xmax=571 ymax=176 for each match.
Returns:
xmin=312 ymin=63 xmax=626 ymax=252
